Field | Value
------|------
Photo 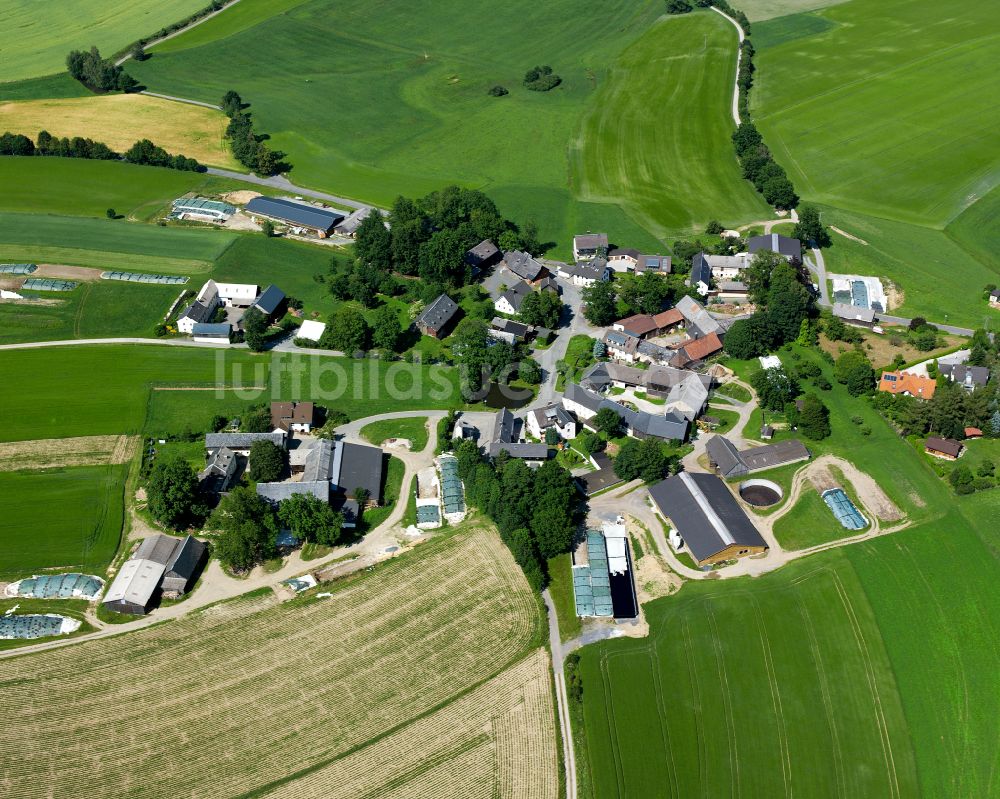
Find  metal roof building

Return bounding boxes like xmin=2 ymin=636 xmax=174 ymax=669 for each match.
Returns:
xmin=171 ymin=197 xmax=236 ymax=221
xmin=103 ymin=559 xmax=165 ymax=615
xmin=706 ymin=435 xmax=810 ymax=478
xmin=252 ymin=284 xmax=286 ymax=318
xmin=245 ymin=196 xmax=344 ymax=235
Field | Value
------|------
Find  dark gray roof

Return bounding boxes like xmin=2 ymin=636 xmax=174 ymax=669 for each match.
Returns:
xmin=337 ymin=442 xmax=384 ymax=502
xmin=333 ymin=206 xmax=373 ymax=235
xmin=926 ymin=436 xmax=963 ymax=457
xmin=748 ymin=233 xmax=801 ymax=260
xmin=609 ymin=247 xmax=640 ymax=258
xmin=256 ymin=481 xmax=330 ymax=504
xmin=739 ymin=439 xmax=810 ymax=472
xmin=206 ymin=431 xmax=286 ymax=450
xmin=499 ymin=281 xmax=532 ymax=312
xmin=135 ymin=534 xmax=180 ymax=566
xmin=648 ymin=472 xmax=767 ymax=562
xmin=564 ymin=382 xmax=604 ymax=413
xmin=303 ymin=438 xmax=338 ymax=482
xmin=417 ymin=294 xmax=460 ymax=331
xmin=637 ymin=254 xmax=671 ymax=273
xmin=939 ymin=363 xmax=990 ymax=387
xmin=487 ymin=442 xmax=551 ymax=460
xmin=689 ymin=253 xmax=713 ymax=287
xmin=705 ymin=436 xmax=745 ymax=478
xmin=191 ymin=322 xmax=231 ymax=337
xmin=495 ymin=407 xmax=518 ymax=443
xmin=180 ymin=299 xmax=216 ymax=324
xmin=245 ymin=196 xmax=343 ymax=231
xmin=832 ymin=303 xmax=876 ymax=323
xmin=165 ymin=536 xmax=206 ymax=580
xmin=565 ymin=383 xmax=687 ymax=440
xmin=530 ymin=402 xmax=574 ymax=430
xmin=466 ymin=239 xmax=500 ymax=266
xmin=565 ymin=261 xmax=607 ymax=281
xmin=253 ymin=284 xmax=286 ymax=315
xmin=503 ymin=251 xmax=544 ymax=281
xmin=490 ymin=317 xmax=530 ymax=337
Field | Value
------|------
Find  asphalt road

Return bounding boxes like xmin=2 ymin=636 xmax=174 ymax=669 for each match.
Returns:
xmin=205 ymin=168 xmax=378 ymax=212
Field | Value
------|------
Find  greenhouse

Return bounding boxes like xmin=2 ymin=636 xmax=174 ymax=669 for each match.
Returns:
xmin=0 ymin=263 xmax=36 ymax=275
xmin=5 ymin=573 xmax=103 ymax=600
xmin=0 ymin=614 xmax=81 ymax=640
xmin=102 ymin=271 xmax=188 ymax=285
xmin=22 ymin=278 xmax=77 ymax=292
xmin=822 ymin=488 xmax=868 ymax=530
xmin=438 ymin=456 xmax=466 ymax=519
xmin=573 ymin=531 xmax=614 ymax=617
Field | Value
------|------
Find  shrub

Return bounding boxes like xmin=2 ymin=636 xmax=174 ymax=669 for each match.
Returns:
xmin=665 ymin=0 xmax=693 ymax=12
xmin=523 ymin=65 xmax=562 ymax=91
xmin=488 ymin=85 xmax=509 ymax=97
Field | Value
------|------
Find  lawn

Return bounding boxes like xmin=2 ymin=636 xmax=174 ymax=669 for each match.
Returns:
xmin=360 ymin=417 xmax=429 ymax=452
xmin=704 ymin=405 xmax=741 ymax=434
xmin=0 ymin=0 xmax=207 ymax=82
xmin=817 ymin=328 xmax=967 ymax=372
xmin=547 ymin=553 xmax=582 ymax=642
xmin=771 ymin=483 xmax=863 ymax=549
xmin=0 ymin=212 xmax=236 ymax=273
xmin=128 ymin=0 xmax=750 ymax=252
xmin=712 ymin=382 xmax=752 ymax=403
xmin=0 ymin=464 xmax=127 ymax=577
xmin=572 ymin=12 xmax=771 ymax=239
xmin=0 ymin=94 xmax=238 ymax=168
xmin=0 ymin=524 xmax=556 ymax=798
xmin=752 ymin=0 xmax=1000 ymax=228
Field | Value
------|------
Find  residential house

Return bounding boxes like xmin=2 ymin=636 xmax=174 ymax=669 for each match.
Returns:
xmin=688 ymin=254 xmax=713 ymax=296
xmin=833 ymin=303 xmax=877 ymax=328
xmin=198 ymin=446 xmax=239 ymax=493
xmin=177 ymin=280 xmax=221 ymax=334
xmin=648 ymin=472 xmax=768 ymax=566
xmin=748 ymin=233 xmax=802 ymax=263
xmin=925 ymin=436 xmax=963 ymax=460
xmin=613 ymin=313 xmax=660 ymax=339
xmin=878 ymin=370 xmax=936 ymax=400
xmin=938 ymin=363 xmax=990 ymax=392
xmin=990 ymin=289 xmax=1000 ymax=307
xmin=559 ymin=260 xmax=609 ymax=287
xmin=602 ymin=329 xmax=641 ymax=363
xmin=703 ymin=253 xmax=748 ymax=280
xmin=495 ymin=281 xmax=533 ymax=316
xmin=271 ymin=401 xmax=314 ymax=433
xmin=465 ymin=239 xmax=502 ymax=272
xmin=333 ymin=206 xmax=374 ymax=237
xmin=580 ymin=361 xmax=712 ymax=399
xmin=503 ymin=250 xmax=545 ymax=282
xmin=416 ymin=293 xmax=461 ymax=338
xmin=635 ymin=254 xmax=671 ymax=274
xmin=526 ymin=402 xmax=577 ymax=441
xmin=487 ymin=407 xmax=549 ymax=463
xmin=489 ymin=317 xmax=531 ymax=344
xmin=705 ymin=435 xmax=810 ymax=478
xmin=573 ymin=232 xmax=608 ymax=261
xmin=563 ymin=383 xmax=688 ymax=441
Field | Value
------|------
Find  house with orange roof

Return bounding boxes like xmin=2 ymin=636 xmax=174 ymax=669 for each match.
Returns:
xmin=878 ymin=370 xmax=936 ymax=400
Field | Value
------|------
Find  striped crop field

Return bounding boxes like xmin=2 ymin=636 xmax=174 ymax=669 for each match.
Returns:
xmin=0 ymin=525 xmax=557 ymax=798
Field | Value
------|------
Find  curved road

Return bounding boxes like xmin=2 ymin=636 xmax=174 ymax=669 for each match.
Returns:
xmin=115 ymin=0 xmax=244 ymax=66
xmin=711 ymin=6 xmax=745 ymax=126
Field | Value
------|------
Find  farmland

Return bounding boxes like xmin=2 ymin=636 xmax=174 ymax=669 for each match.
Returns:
xmin=572 ymin=13 xmax=771 ymax=239
xmin=0 ymin=0 xmax=207 ymax=82
xmin=0 ymin=525 xmax=557 ymax=798
xmin=0 ymin=464 xmax=127 ymax=576
xmin=0 ymin=95 xmax=237 ymax=168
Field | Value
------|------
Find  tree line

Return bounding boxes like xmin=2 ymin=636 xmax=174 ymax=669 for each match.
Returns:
xmin=221 ymin=90 xmax=285 ymax=176
xmin=114 ymin=0 xmax=230 ymax=62
xmin=66 ymin=47 xmax=138 ymax=92
xmin=0 ymin=129 xmax=203 ymax=172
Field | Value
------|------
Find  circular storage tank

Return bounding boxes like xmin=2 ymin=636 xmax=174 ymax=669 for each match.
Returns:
xmin=739 ymin=479 xmax=783 ymax=508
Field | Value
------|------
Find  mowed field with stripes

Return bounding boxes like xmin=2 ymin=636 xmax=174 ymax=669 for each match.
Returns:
xmin=577 ymin=496 xmax=1000 ymax=798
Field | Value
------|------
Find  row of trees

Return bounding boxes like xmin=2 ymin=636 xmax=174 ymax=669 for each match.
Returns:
xmin=454 ymin=439 xmax=580 ymax=589
xmin=66 ymin=47 xmax=137 ymax=92
xmin=0 ymin=130 xmax=202 ymax=171
xmin=221 ymin=90 xmax=284 ymax=176
xmin=732 ymin=122 xmax=798 ymax=210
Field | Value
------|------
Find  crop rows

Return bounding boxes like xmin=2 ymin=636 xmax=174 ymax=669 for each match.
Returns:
xmin=0 ymin=527 xmax=542 ymax=798
xmin=263 ymin=648 xmax=558 ymax=799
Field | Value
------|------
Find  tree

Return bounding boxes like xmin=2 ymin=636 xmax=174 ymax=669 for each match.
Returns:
xmin=240 ymin=406 xmax=272 ymax=433
xmin=581 ymin=280 xmax=617 ymax=326
xmin=792 ymin=204 xmax=830 ymax=247
xmin=576 ymin=430 xmax=603 ymax=456
xmin=519 ymin=289 xmax=562 ymax=328
xmin=705 ymin=220 xmax=725 ymax=235
xmin=834 ymin=351 xmax=876 ymax=396
xmin=523 ymin=65 xmax=561 ymax=91
xmin=797 ymin=393 xmax=831 ymax=440
xmin=593 ymin=339 xmax=607 ymax=358
xmin=277 ymin=493 xmax=344 ymax=546
xmin=211 ymin=487 xmax=278 ymax=571
xmin=147 ymin=457 xmax=201 ymax=530
xmin=249 ymin=440 xmax=285 ymax=483
xmin=732 ymin=121 xmax=763 ymax=156
xmin=593 ymin=407 xmax=623 ymax=437
xmin=723 ymin=315 xmax=772 ymax=359
xmin=322 ymin=307 xmax=369 ymax=352
xmin=765 ymin=262 xmax=814 ymax=343
xmin=665 ymin=0 xmax=694 ymax=13
xmin=130 ymin=43 xmax=147 ymax=62
xmin=977 ymin=459 xmax=995 ymax=478
xmin=763 ymin=176 xmax=799 ymax=209
xmin=488 ymin=85 xmax=509 ymax=97
xmin=519 ymin=358 xmax=542 ymax=385
xmin=260 ymin=219 xmax=275 ymax=237
xmin=544 ymin=427 xmax=560 ymax=446
xmin=948 ymin=465 xmax=975 ymax=495
xmin=418 ymin=228 xmax=468 ymax=285
xmin=531 ymin=504 xmax=575 ymax=559
xmin=106 ymin=208 xmax=116 ymax=219
xmin=613 ymin=438 xmax=672 ymax=483
xmin=355 ymin=212 xmax=392 ymax=271
xmin=371 ymin=305 xmax=404 ymax=352
xmin=751 ymin=366 xmax=800 ymax=411
xmin=242 ymin=307 xmax=268 ymax=352
xmin=221 ymin=90 xmax=243 ymax=118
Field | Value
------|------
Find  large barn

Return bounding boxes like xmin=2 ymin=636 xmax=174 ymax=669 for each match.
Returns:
xmin=245 ymin=196 xmax=344 ymax=237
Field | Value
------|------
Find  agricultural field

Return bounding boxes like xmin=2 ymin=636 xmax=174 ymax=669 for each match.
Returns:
xmin=0 ymin=157 xmax=238 ymax=220
xmin=572 ymin=13 xmax=771 ymax=239
xmin=0 ymin=434 xmax=137 ymax=471
xmin=0 ymin=212 xmax=236 ymax=273
xmin=737 ymin=0 xmax=847 ymax=19
xmin=0 ymin=0 xmax=207 ymax=82
xmin=0 ymin=525 xmax=557 ymax=799
xmin=0 ymin=464 xmax=127 ymax=576
xmin=360 ymin=417 xmax=429 ymax=452
xmin=0 ymin=95 xmax=237 ymax=167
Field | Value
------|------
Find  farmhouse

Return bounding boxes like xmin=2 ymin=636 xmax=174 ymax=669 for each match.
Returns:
xmin=198 ymin=446 xmax=238 ymax=492
xmin=465 ymin=239 xmax=502 ymax=272
xmin=573 ymin=232 xmax=608 ymax=261
xmin=675 ymin=295 xmax=723 ymax=338
xmin=487 ymin=408 xmax=549 ymax=463
xmin=702 ymin=253 xmax=748 ymax=280
xmin=613 ymin=313 xmax=660 ymax=339
xmin=938 ymin=363 xmax=990 ymax=392
xmin=602 ymin=330 xmax=640 ymax=363
xmin=333 ymin=206 xmax=374 ymax=237
xmin=206 ymin=431 xmax=286 ymax=456
xmin=560 ymin=261 xmax=610 ymax=287
xmin=526 ymin=402 xmax=577 ymax=441
xmin=416 ymin=293 xmax=460 ymax=338
xmin=563 ymin=382 xmax=688 ymax=441
xmin=245 ymin=196 xmax=344 ymax=237
xmin=688 ymin=254 xmax=713 ymax=296
xmin=991 ymin=289 xmax=1000 ymax=307
xmin=833 ymin=302 xmax=877 ymax=328
xmin=648 ymin=472 xmax=768 ymax=566
xmin=925 ymin=436 xmax=963 ymax=460
xmin=581 ymin=361 xmax=712 ymax=398
xmin=495 ymin=281 xmax=532 ymax=316
xmin=705 ymin=435 xmax=811 ymax=478
xmin=489 ymin=317 xmax=530 ymax=344
xmin=748 ymin=232 xmax=802 ymax=263
xmin=879 ymin=370 xmax=936 ymax=399
xmin=271 ymin=401 xmax=314 ymax=432
xmin=171 ymin=197 xmax=236 ymax=222
xmin=503 ymin=250 xmax=545 ymax=282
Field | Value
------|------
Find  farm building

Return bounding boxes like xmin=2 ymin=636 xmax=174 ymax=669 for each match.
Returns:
xmin=706 ymin=435 xmax=811 ymax=478
xmin=526 ymin=402 xmax=577 ymax=441
xmin=502 ymin=250 xmax=545 ymax=282
xmin=438 ymin=455 xmax=467 ymax=522
xmin=649 ymin=472 xmax=768 ymax=566
xmin=191 ymin=323 xmax=231 ymax=343
xmin=416 ymin=294 xmax=460 ymax=338
xmin=271 ymin=401 xmax=314 ymax=433
xmin=487 ymin=407 xmax=550 ymax=463
xmin=879 ymin=370 xmax=936 ymax=399
xmin=170 ymin=197 xmax=236 ymax=222
xmin=198 ymin=446 xmax=239 ymax=493
xmin=103 ymin=271 xmax=188 ymax=285
xmin=674 ymin=295 xmax=724 ymax=338
xmin=102 ymin=558 xmax=165 ymax=615
xmin=671 ymin=332 xmax=724 ymax=368
xmin=495 ymin=281 xmax=533 ymax=316
xmin=333 ymin=206 xmax=375 ymax=237
xmin=465 ymin=239 xmax=502 ymax=272
xmin=703 ymin=253 xmax=749 ymax=280
xmin=178 ymin=280 xmax=263 ymax=335
xmin=925 ymin=436 xmax=963 ymax=460
xmin=991 ymin=289 xmax=1000 ymax=307
xmin=206 ymin=431 xmax=286 ymax=456
xmin=251 ymin=284 xmax=287 ymax=322
xmin=613 ymin=313 xmax=660 ymax=339
xmin=5 ymin=573 xmax=103 ymax=600
xmin=489 ymin=317 xmax=530 ymax=344
xmin=564 ymin=382 xmax=689 ymax=441
xmin=748 ymin=232 xmax=802 ymax=262
xmin=258 ymin=438 xmax=385 ymax=510
xmin=717 ymin=281 xmax=749 ymax=303
xmin=245 ymin=196 xmax=344 ymax=237
xmin=602 ymin=519 xmax=638 ymax=618
xmin=581 ymin=361 xmax=712 ymax=399
xmin=635 ymin=254 xmax=671 ymax=274
xmin=573 ymin=232 xmax=608 ymax=261
xmin=832 ymin=303 xmax=877 ymax=328
xmin=575 ymin=452 xmax=622 ymax=496
xmin=607 ymin=248 xmax=640 ymax=272
xmin=296 ymin=319 xmax=326 ymax=342
xmin=559 ymin=260 xmax=609 ymax=287
xmin=134 ymin=534 xmax=208 ymax=595
xmin=688 ymin=254 xmax=713 ymax=296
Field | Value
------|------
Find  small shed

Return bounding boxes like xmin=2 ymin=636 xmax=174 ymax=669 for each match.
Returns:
xmin=925 ymin=436 xmax=963 ymax=460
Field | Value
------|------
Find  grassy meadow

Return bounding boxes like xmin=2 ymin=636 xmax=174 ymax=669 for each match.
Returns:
xmin=572 ymin=13 xmax=771 ymax=239
xmin=360 ymin=417 xmax=430 ymax=452
xmin=0 ymin=0 xmax=207 ymax=82
xmin=0 ymin=95 xmax=237 ymax=168
xmin=0 ymin=464 xmax=126 ymax=576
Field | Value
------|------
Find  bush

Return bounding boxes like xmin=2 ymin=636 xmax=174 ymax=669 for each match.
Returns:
xmin=488 ymin=85 xmax=509 ymax=97
xmin=523 ymin=65 xmax=562 ymax=92
xmin=972 ymin=477 xmax=994 ymax=492
xmin=665 ymin=0 xmax=693 ymax=12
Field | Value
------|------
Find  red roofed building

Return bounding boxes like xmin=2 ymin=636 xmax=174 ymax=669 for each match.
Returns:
xmin=878 ymin=370 xmax=936 ymax=400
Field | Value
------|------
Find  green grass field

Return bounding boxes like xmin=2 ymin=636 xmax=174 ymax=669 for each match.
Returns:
xmin=0 ymin=212 xmax=236 ymax=272
xmin=572 ymin=13 xmax=771 ymax=239
xmin=0 ymin=465 xmax=126 ymax=576
xmin=360 ymin=417 xmax=429 ymax=452
xmin=772 ymin=484 xmax=862 ymax=549
xmin=0 ymin=0 xmax=208 ymax=82
xmin=753 ymin=0 xmax=1000 ymax=227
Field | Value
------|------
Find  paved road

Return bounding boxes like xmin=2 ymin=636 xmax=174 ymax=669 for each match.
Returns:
xmin=206 ymin=168 xmax=379 ymax=212
xmin=710 ymin=6 xmax=745 ymax=126
xmin=115 ymin=0 xmax=244 ymax=66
